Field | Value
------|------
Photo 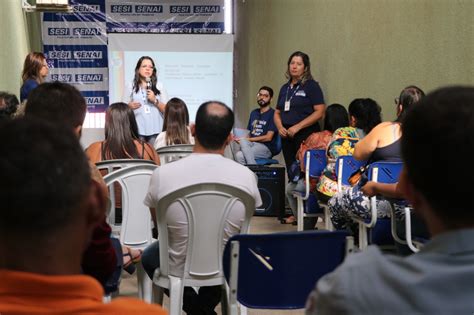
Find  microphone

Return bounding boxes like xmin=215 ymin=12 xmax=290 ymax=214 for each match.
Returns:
xmin=146 ymin=77 xmax=152 ymax=90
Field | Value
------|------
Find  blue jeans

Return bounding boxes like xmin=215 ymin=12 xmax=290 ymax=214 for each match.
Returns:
xmin=233 ymin=139 xmax=272 ymax=165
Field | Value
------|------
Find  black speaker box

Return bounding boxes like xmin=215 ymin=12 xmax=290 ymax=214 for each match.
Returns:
xmin=248 ymin=165 xmax=285 ymax=217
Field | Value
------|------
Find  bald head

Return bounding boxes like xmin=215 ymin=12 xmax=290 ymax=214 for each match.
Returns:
xmin=195 ymin=101 xmax=234 ymax=150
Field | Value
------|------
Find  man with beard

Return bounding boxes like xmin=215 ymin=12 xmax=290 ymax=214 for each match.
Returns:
xmin=232 ymin=86 xmax=278 ymax=165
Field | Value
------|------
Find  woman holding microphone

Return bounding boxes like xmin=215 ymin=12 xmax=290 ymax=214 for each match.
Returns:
xmin=128 ymin=56 xmax=168 ymax=145
xmin=274 ymin=51 xmax=326 ymax=176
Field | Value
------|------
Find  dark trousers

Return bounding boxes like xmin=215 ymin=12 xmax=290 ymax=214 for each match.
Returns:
xmin=142 ymin=242 xmax=221 ymax=315
xmin=281 ymin=125 xmax=318 ymax=178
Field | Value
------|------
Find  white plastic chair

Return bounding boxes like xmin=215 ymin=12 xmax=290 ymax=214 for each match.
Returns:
xmin=156 ymin=144 xmax=194 ymax=165
xmin=96 ymin=159 xmax=157 ymax=229
xmin=150 ymin=183 xmax=256 ymax=315
xmin=103 ymin=163 xmax=158 ymax=302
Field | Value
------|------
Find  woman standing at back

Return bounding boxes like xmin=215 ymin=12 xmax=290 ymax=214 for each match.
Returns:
xmin=274 ymin=51 xmax=326 ymax=178
xmin=20 ymin=52 xmax=49 ymax=103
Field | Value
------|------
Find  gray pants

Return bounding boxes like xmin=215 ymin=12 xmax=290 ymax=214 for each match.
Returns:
xmin=232 ymin=139 xmax=272 ymax=165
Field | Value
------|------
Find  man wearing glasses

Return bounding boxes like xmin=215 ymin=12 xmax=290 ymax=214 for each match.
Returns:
xmin=232 ymin=86 xmax=279 ymax=165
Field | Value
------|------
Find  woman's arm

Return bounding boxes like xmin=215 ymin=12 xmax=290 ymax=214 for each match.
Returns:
xmin=274 ymin=109 xmax=288 ymax=138
xmin=287 ymin=104 xmax=325 ymax=138
xmin=361 ymin=182 xmax=404 ymax=198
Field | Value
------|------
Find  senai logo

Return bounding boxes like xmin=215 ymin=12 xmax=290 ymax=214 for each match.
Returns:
xmin=85 ymin=97 xmax=104 ymax=105
xmin=193 ymin=5 xmax=220 ymax=13
xmin=75 ymin=74 xmax=103 ymax=82
xmin=73 ymin=4 xmax=100 ymax=13
xmin=135 ymin=5 xmax=163 ymax=13
xmin=72 ymin=28 xmax=102 ymax=36
xmin=73 ymin=51 xmax=103 ymax=59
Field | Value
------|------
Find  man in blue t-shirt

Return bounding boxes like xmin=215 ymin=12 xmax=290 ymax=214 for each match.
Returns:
xmin=232 ymin=86 xmax=279 ymax=165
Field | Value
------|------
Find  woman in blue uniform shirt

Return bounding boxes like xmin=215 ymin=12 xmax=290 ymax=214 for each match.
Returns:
xmin=128 ymin=56 xmax=169 ymax=145
xmin=274 ymin=51 xmax=326 ymax=176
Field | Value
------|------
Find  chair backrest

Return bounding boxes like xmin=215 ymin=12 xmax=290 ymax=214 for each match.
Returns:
xmin=367 ymin=161 xmax=403 ymax=183
xmin=223 ymin=231 xmax=353 ymax=310
xmin=156 ymin=144 xmax=194 ymax=165
xmin=154 ymin=183 xmax=256 ymax=288
xmin=305 ymin=149 xmax=327 ymax=178
xmin=96 ymin=159 xmax=157 ymax=226
xmin=103 ymin=164 xmax=158 ymax=246
xmin=273 ymin=134 xmax=282 ymax=156
xmin=335 ymin=155 xmax=367 ymax=191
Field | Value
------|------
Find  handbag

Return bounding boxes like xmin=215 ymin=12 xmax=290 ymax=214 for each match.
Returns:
xmin=348 ymin=164 xmax=369 ymax=186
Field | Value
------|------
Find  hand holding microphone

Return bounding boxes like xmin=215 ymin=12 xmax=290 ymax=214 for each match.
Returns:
xmin=145 ymin=77 xmax=157 ymax=105
xmin=146 ymin=77 xmax=152 ymax=90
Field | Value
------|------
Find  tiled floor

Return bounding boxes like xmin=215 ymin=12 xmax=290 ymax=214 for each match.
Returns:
xmin=119 ymin=216 xmax=309 ymax=314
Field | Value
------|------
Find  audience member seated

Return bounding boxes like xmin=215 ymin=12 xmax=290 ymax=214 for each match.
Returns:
xmin=154 ymin=97 xmax=195 ymax=149
xmin=0 ymin=118 xmax=166 ymax=314
xmin=141 ymin=101 xmax=262 ymax=315
xmin=283 ymin=103 xmax=349 ymax=225
xmin=328 ymin=86 xmax=425 ymax=231
xmin=316 ymin=98 xmax=382 ymax=199
xmin=85 ymin=102 xmax=160 ymax=272
xmin=231 ymin=86 xmax=278 ymax=165
xmin=0 ymin=91 xmax=19 ymax=121
xmin=306 ymin=86 xmax=474 ymax=314
xmin=24 ymin=82 xmax=117 ymax=288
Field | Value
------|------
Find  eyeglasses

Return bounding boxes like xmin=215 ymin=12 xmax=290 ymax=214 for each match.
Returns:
xmin=257 ymin=93 xmax=270 ymax=98
xmin=394 ymin=97 xmax=399 ymax=105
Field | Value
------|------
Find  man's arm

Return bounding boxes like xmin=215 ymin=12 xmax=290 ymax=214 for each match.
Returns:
xmin=248 ymin=130 xmax=275 ymax=143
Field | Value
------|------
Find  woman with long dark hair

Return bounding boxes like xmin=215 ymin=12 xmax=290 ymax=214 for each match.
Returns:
xmin=128 ymin=56 xmax=168 ymax=145
xmin=86 ymin=102 xmax=160 ymax=273
xmin=154 ymin=97 xmax=194 ymax=149
xmin=274 ymin=51 xmax=326 ymax=178
xmin=20 ymin=52 xmax=49 ymax=103
xmin=328 ymin=86 xmax=425 ymax=231
xmin=86 ymin=102 xmax=160 ymax=162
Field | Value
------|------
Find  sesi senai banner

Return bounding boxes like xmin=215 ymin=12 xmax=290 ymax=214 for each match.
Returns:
xmin=42 ymin=0 xmax=109 ymax=113
xmin=106 ymin=0 xmax=225 ymax=34
xmin=43 ymin=0 xmax=226 ymax=113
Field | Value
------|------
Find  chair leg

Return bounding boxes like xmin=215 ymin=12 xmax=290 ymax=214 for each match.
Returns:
xmin=358 ymin=223 xmax=368 ymax=250
xmin=137 ymin=263 xmax=153 ymax=303
xmin=169 ymin=276 xmax=184 ymax=315
xmin=220 ymin=284 xmax=229 ymax=315
xmin=296 ymin=196 xmax=304 ymax=231
xmin=152 ymin=282 xmax=165 ymax=305
xmin=323 ymin=205 xmax=334 ymax=231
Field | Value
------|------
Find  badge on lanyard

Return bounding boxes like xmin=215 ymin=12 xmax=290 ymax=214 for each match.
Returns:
xmin=144 ymin=105 xmax=151 ymax=114
xmin=284 ymin=100 xmax=291 ymax=111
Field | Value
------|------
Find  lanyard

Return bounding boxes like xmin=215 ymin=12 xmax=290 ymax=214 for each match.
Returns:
xmin=285 ymin=83 xmax=300 ymax=103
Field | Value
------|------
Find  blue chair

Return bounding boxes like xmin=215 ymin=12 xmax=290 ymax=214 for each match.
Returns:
xmin=335 ymin=155 xmax=367 ymax=191
xmin=352 ymin=161 xmax=403 ymax=249
xmin=390 ymin=202 xmax=430 ymax=253
xmin=223 ymin=231 xmax=354 ymax=314
xmin=292 ymin=149 xmax=327 ymax=231
xmin=255 ymin=134 xmax=282 ymax=165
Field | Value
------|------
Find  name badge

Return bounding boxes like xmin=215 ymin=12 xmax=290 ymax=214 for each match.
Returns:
xmin=284 ymin=101 xmax=290 ymax=111
xmin=295 ymin=90 xmax=306 ymax=97
xmin=144 ymin=105 xmax=151 ymax=114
